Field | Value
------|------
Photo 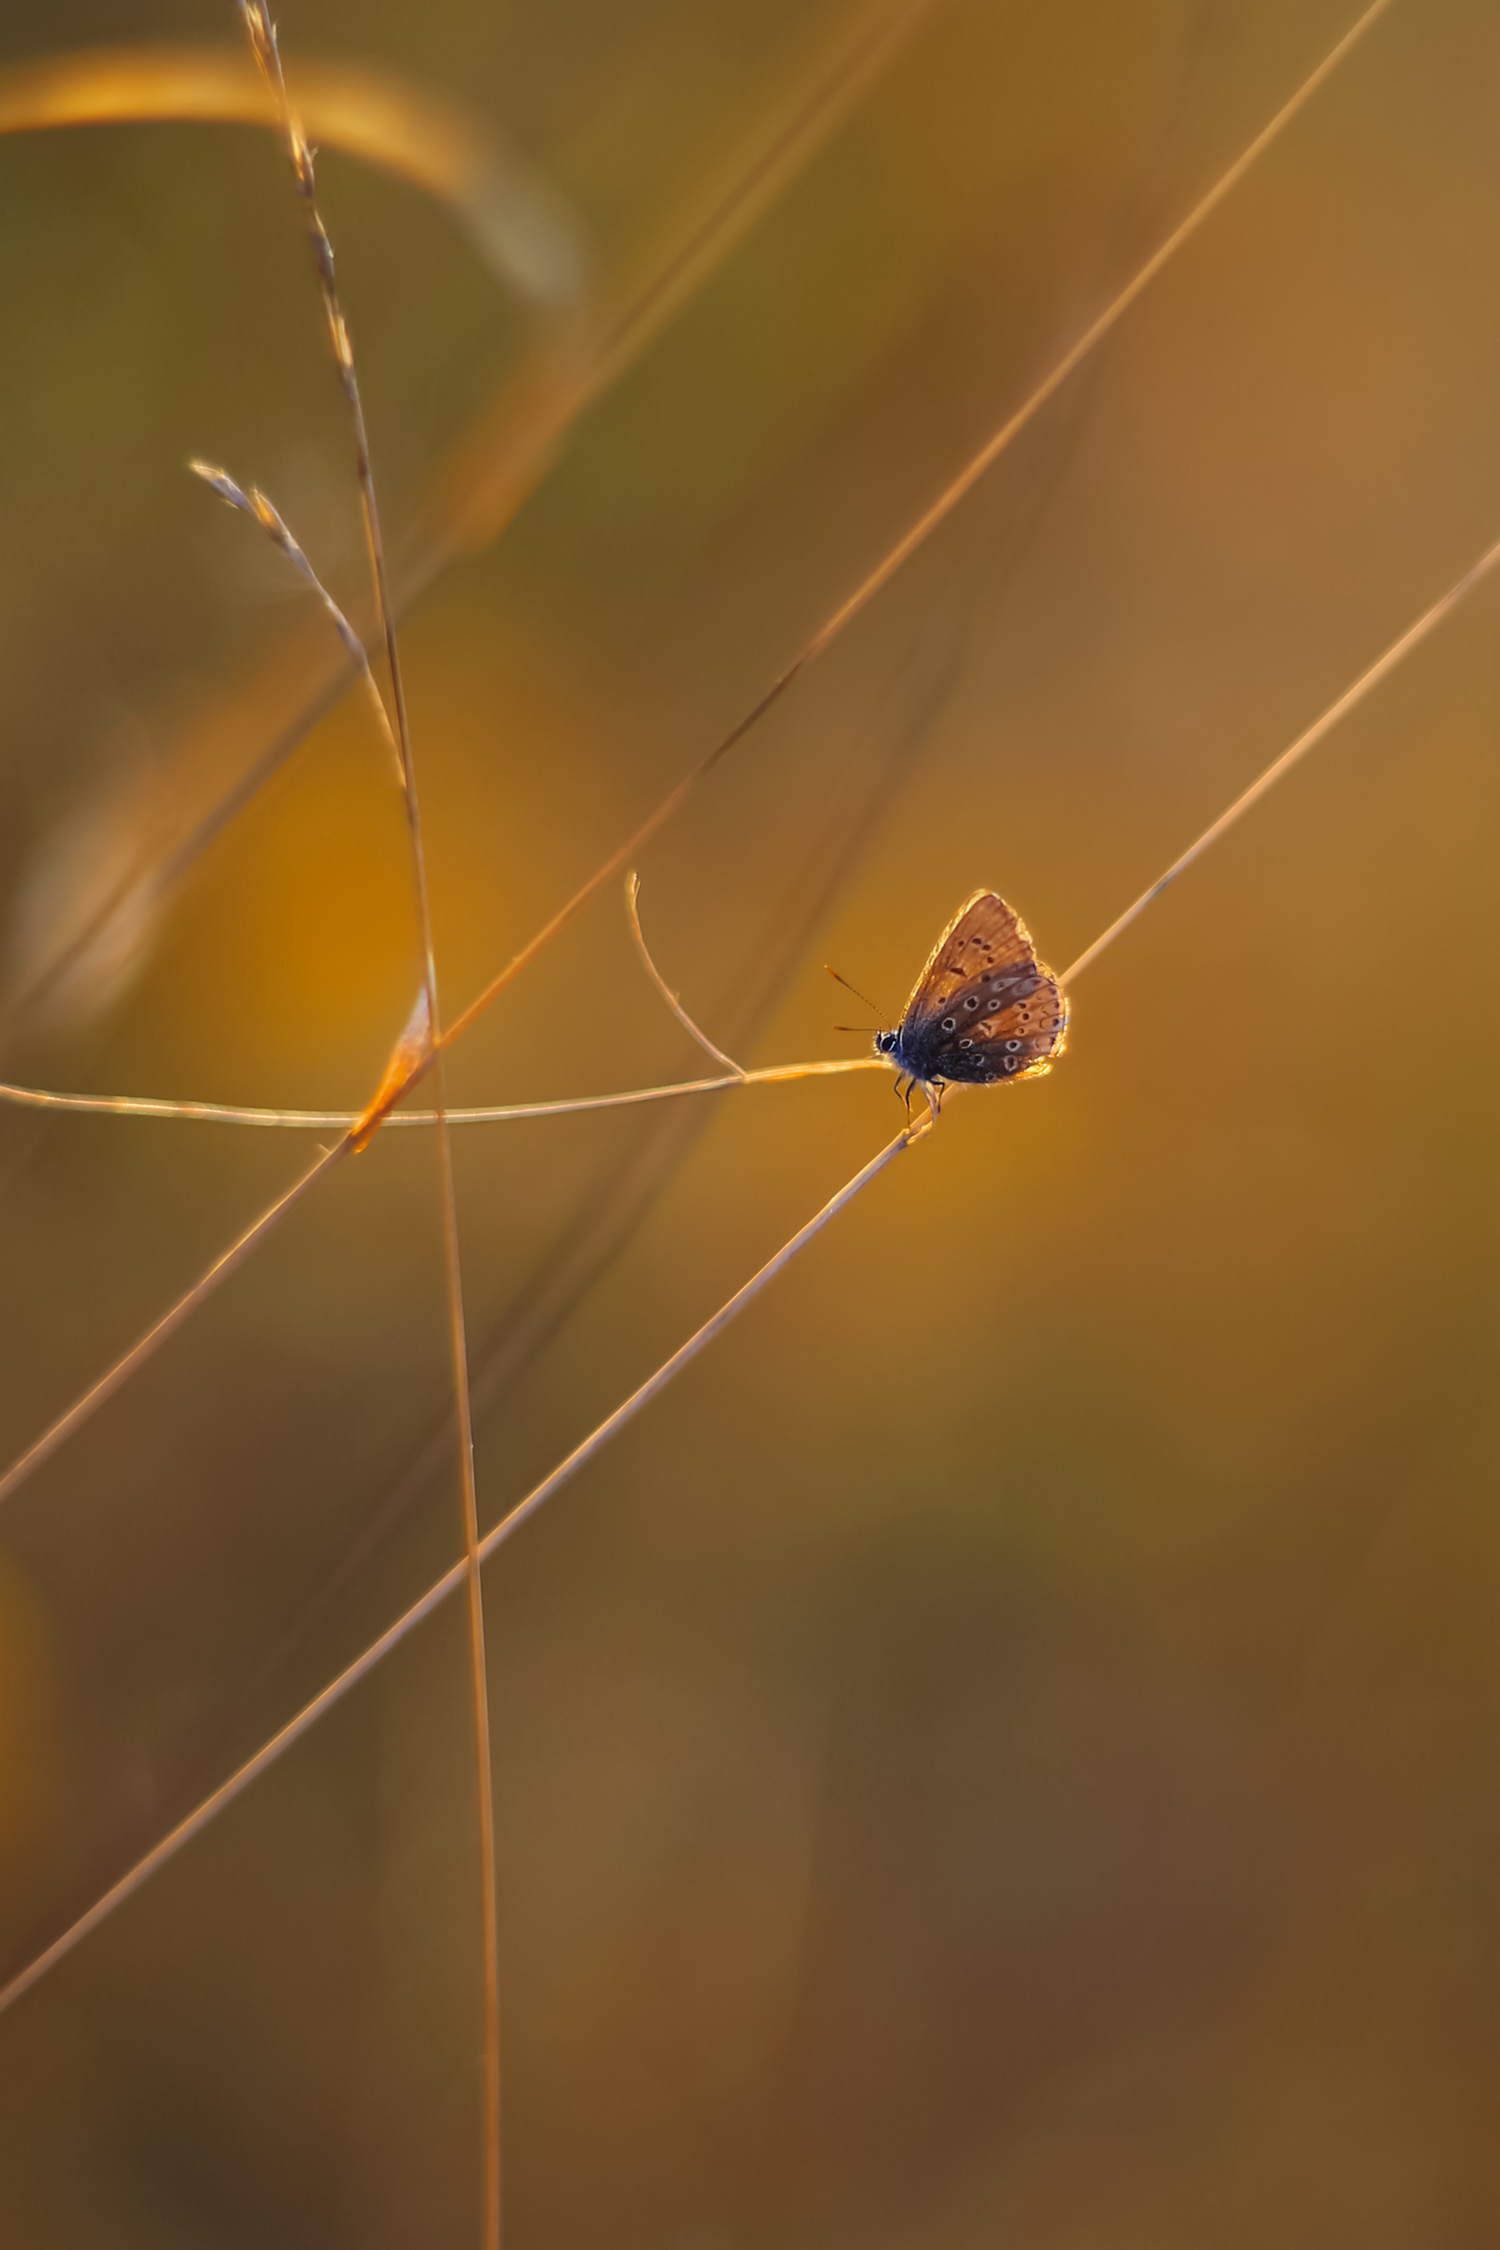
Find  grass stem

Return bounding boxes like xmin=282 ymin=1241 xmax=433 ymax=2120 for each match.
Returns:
xmin=238 ymin=8 xmax=500 ymax=2235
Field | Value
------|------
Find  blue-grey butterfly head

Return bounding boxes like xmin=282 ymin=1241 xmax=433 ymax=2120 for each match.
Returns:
xmin=873 ymin=1028 xmax=899 ymax=1060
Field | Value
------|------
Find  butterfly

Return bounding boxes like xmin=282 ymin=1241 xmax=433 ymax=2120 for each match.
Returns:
xmin=873 ymin=889 xmax=1068 ymax=1116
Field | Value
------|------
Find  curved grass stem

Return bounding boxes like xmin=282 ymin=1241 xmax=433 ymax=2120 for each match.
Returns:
xmin=626 ymin=873 xmax=747 ymax=1077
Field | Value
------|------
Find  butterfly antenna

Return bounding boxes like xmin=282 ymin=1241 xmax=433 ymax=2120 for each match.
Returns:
xmin=824 ymin=963 xmax=891 ymax=1027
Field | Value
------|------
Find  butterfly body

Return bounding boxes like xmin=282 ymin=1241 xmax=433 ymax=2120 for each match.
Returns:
xmin=876 ymin=889 xmax=1067 ymax=1114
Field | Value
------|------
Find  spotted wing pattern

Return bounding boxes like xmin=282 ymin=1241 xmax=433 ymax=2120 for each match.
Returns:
xmin=894 ymin=889 xmax=1066 ymax=1088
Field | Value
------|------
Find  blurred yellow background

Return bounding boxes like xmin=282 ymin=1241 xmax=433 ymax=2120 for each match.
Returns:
xmin=0 ymin=0 xmax=1497 ymax=2242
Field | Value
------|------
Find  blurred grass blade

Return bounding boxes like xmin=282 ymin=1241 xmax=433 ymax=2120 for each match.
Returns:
xmin=408 ymin=0 xmax=940 ymax=564
xmin=0 ymin=41 xmax=587 ymax=302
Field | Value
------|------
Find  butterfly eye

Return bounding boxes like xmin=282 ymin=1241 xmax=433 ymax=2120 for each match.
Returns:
xmin=941 ymin=1017 xmax=956 ymax=1032
xmin=1005 ymin=1039 xmax=1022 ymax=1052
xmin=963 ymin=996 xmax=979 ymax=1009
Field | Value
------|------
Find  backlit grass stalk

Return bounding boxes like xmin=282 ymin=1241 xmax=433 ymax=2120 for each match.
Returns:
xmin=0 ymin=1054 xmax=885 ymax=1128
xmin=236 ymin=7 xmax=500 ymax=2239
xmin=189 ymin=460 xmax=406 ymax=785
xmin=1058 ymin=530 xmax=1500 ymax=985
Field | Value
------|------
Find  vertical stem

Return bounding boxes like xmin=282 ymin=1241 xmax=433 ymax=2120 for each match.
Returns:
xmin=431 ymin=1056 xmax=502 ymax=2250
xmin=238 ymin=9 xmax=501 ymax=2241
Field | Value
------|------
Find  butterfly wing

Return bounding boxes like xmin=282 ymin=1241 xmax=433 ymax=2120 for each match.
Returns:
xmin=938 ymin=973 xmax=1068 ymax=1082
xmin=897 ymin=890 xmax=1035 ymax=1029
xmin=896 ymin=889 xmax=1067 ymax=1085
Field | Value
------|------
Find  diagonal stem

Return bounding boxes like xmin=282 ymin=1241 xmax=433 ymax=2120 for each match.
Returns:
xmin=0 ymin=1117 xmax=927 ymax=2021
xmin=0 ymin=1144 xmax=348 ymax=1510
xmin=1059 ymin=533 xmax=1500 ymax=988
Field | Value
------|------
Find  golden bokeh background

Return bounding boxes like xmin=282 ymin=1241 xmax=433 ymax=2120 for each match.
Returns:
xmin=0 ymin=0 xmax=1496 ymax=2241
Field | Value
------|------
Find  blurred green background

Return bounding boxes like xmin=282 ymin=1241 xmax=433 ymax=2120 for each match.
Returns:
xmin=0 ymin=0 xmax=1497 ymax=2241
